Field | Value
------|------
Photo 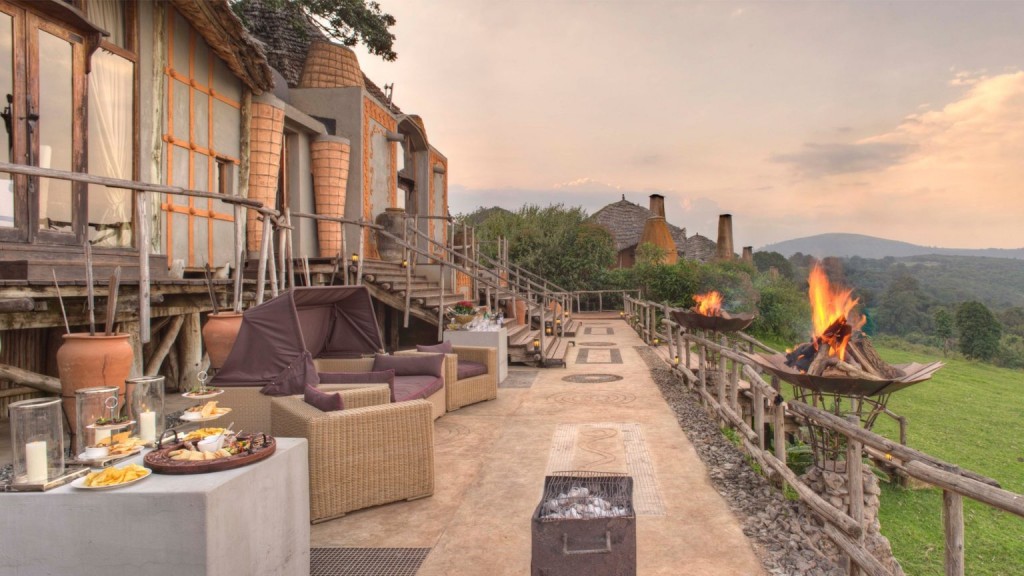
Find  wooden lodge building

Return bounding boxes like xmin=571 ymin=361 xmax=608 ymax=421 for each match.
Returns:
xmin=0 ymin=0 xmax=464 ymax=415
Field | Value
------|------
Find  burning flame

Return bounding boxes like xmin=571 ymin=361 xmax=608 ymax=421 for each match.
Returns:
xmin=808 ymin=263 xmax=865 ymax=360
xmin=693 ymin=291 xmax=723 ymax=316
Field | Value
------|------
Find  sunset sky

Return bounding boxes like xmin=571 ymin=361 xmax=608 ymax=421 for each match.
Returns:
xmin=355 ymin=1 xmax=1024 ymax=250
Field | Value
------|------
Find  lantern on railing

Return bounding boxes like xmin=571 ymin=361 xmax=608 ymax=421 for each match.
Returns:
xmin=8 ymin=398 xmax=64 ymax=486
xmin=673 ymin=355 xmax=680 ymax=365
xmin=401 ymin=258 xmax=408 ymax=268
xmin=533 ymin=338 xmax=541 ymax=351
xmin=619 ymin=311 xmax=625 ymax=317
xmin=127 ymin=376 xmax=165 ymax=445
xmin=75 ymin=386 xmax=119 ymax=455
xmin=351 ymin=253 xmax=359 ymax=263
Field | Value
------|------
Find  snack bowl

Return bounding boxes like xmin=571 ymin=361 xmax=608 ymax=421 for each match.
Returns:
xmin=83 ymin=445 xmax=110 ymax=460
xmin=197 ymin=435 xmax=225 ymax=453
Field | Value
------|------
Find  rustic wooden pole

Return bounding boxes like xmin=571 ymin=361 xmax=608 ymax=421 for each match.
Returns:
xmin=730 ymin=343 xmax=740 ymax=412
xmin=437 ymin=262 xmax=445 ymax=341
xmin=356 ymin=224 xmax=365 ymax=285
xmin=255 ymin=213 xmax=272 ymax=304
xmin=232 ymin=204 xmax=245 ymax=312
xmin=753 ymin=385 xmax=765 ymax=451
xmin=773 ymin=397 xmax=786 ymax=464
xmin=136 ymin=192 xmax=151 ymax=343
xmin=943 ymin=489 xmax=965 ymax=576
xmin=718 ymin=335 xmax=727 ymax=407
xmin=403 ymin=218 xmax=412 ymax=327
xmin=144 ymin=315 xmax=184 ymax=376
xmin=847 ymin=414 xmax=865 ymax=576
xmin=0 ymin=363 xmax=61 ymax=395
xmin=178 ymin=312 xmax=202 ymax=390
xmin=699 ymin=345 xmax=707 ymax=403
xmin=267 ymin=220 xmax=279 ymax=298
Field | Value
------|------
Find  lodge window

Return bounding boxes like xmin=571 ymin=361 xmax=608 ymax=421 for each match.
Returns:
xmin=162 ymin=8 xmax=240 ymax=270
xmin=0 ymin=0 xmax=136 ymax=247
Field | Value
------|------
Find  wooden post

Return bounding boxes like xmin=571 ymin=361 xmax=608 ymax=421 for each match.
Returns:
xmin=944 ymin=490 xmax=965 ymax=576
xmin=356 ymin=224 xmax=364 ymax=285
xmin=773 ymin=397 xmax=786 ymax=464
xmin=437 ymin=262 xmax=445 ymax=341
xmin=255 ymin=212 xmax=272 ymax=305
xmin=847 ymin=414 xmax=865 ymax=576
xmin=730 ymin=343 xmax=740 ymax=412
xmin=136 ymin=191 xmax=151 ymax=343
xmin=754 ymin=384 xmax=765 ymax=451
xmin=341 ymin=222 xmax=349 ymax=286
xmin=718 ymin=335 xmax=727 ymax=407
xmin=403 ymin=218 xmax=412 ymax=327
xmin=699 ymin=345 xmax=707 ymax=402
xmin=232 ymin=204 xmax=244 ymax=312
xmin=178 ymin=312 xmax=202 ymax=390
xmin=267 ymin=219 xmax=279 ymax=298
xmin=145 ymin=315 xmax=184 ymax=376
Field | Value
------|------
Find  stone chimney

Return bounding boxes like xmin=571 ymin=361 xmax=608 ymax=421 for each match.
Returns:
xmin=716 ymin=214 xmax=734 ymax=260
xmin=649 ymin=194 xmax=666 ymax=218
xmin=742 ymin=247 xmax=753 ymax=264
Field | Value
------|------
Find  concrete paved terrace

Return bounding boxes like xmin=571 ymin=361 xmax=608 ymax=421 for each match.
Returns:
xmin=312 ymin=315 xmax=766 ymax=575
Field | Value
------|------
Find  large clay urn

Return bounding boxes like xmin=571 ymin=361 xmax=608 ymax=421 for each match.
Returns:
xmin=374 ymin=207 xmax=408 ymax=263
xmin=57 ymin=333 xmax=134 ymax=433
xmin=202 ymin=312 xmax=244 ymax=370
xmin=515 ymin=299 xmax=527 ymax=324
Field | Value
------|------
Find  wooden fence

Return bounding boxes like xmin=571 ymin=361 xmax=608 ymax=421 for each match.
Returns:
xmin=624 ymin=296 xmax=1024 ymax=576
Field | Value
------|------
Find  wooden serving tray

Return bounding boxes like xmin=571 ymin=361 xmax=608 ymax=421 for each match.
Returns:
xmin=144 ymin=433 xmax=276 ymax=475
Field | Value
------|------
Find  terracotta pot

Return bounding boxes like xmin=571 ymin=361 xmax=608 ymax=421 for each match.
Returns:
xmin=515 ymin=299 xmax=527 ymax=324
xmin=202 ymin=312 xmax=244 ymax=369
xmin=57 ymin=333 xmax=134 ymax=433
xmin=374 ymin=207 xmax=407 ymax=263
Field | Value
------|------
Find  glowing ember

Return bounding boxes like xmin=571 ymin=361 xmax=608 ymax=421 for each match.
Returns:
xmin=693 ymin=291 xmax=723 ymax=316
xmin=807 ymin=263 xmax=865 ymax=361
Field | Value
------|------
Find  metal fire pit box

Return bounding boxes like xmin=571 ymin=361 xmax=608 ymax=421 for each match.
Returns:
xmin=531 ymin=472 xmax=636 ymax=576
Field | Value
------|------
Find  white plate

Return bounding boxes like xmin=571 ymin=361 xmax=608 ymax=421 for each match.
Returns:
xmin=179 ymin=408 xmax=231 ymax=422
xmin=71 ymin=469 xmax=151 ymax=490
xmin=86 ymin=420 xmax=136 ymax=430
xmin=181 ymin=389 xmax=224 ymax=399
xmin=75 ymin=445 xmax=142 ymax=463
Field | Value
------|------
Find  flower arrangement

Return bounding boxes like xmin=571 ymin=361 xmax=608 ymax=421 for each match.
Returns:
xmin=451 ymin=301 xmax=476 ymax=315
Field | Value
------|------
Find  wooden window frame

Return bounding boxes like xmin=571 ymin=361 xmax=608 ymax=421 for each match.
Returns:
xmin=162 ymin=8 xmax=239 ymax=269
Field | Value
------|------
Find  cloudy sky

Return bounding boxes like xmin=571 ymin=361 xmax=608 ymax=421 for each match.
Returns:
xmin=355 ymin=1 xmax=1024 ymax=250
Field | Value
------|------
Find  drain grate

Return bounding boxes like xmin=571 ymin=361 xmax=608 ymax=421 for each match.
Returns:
xmin=501 ymin=370 xmax=539 ymax=388
xmin=310 ymin=548 xmax=431 ymax=576
xmin=561 ymin=373 xmax=624 ymax=384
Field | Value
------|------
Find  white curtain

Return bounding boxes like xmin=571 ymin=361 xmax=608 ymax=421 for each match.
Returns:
xmin=88 ymin=0 xmax=125 ymax=48
xmin=88 ymin=49 xmax=133 ymax=247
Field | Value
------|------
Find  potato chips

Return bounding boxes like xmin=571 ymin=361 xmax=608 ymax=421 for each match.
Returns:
xmin=84 ymin=463 xmax=149 ymax=487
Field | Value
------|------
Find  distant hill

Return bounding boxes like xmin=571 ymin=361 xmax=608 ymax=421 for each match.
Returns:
xmin=760 ymin=233 xmax=1024 ymax=260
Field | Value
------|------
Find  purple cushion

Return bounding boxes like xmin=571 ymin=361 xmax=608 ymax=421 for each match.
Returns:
xmin=457 ymin=360 xmax=488 ymax=380
xmin=318 ymin=369 xmax=395 ymax=387
xmin=373 ymin=353 xmax=445 ymax=378
xmin=303 ymin=385 xmax=344 ymax=412
xmin=260 ymin=351 xmax=320 ymax=397
xmin=393 ymin=375 xmax=444 ymax=403
xmin=417 ymin=341 xmax=453 ymax=354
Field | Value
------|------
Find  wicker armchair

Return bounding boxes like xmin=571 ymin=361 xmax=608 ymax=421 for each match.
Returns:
xmin=270 ymin=393 xmax=435 ymax=523
xmin=397 ymin=346 xmax=498 ymax=412
xmin=314 ymin=357 xmax=447 ymax=420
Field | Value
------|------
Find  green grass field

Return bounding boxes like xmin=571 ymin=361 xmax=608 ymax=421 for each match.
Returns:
xmin=869 ymin=346 xmax=1024 ymax=576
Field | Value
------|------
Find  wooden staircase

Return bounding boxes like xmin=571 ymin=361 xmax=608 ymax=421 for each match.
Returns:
xmin=348 ymin=260 xmax=465 ymax=326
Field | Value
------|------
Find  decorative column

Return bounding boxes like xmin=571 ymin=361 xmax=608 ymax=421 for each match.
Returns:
xmin=246 ymin=94 xmax=286 ymax=255
xmin=311 ymin=135 xmax=351 ymax=257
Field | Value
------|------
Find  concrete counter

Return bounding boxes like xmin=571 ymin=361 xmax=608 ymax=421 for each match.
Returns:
xmin=0 ymin=437 xmax=310 ymax=576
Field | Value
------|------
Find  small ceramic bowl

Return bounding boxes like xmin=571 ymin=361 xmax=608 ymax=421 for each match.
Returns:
xmin=84 ymin=445 xmax=110 ymax=460
xmin=197 ymin=435 xmax=224 ymax=453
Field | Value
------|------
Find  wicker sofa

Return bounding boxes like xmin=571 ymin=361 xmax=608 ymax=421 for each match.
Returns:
xmin=270 ymin=389 xmax=434 ymax=523
xmin=212 ymin=383 xmax=390 ymax=434
xmin=398 ymin=346 xmax=498 ymax=412
xmin=314 ymin=357 xmax=447 ymax=420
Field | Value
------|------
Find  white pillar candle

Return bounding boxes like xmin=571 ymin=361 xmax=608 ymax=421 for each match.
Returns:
xmin=139 ymin=411 xmax=157 ymax=443
xmin=93 ymin=428 xmax=111 ymax=446
xmin=25 ymin=440 xmax=47 ymax=483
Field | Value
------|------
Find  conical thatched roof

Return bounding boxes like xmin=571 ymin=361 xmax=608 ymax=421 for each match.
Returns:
xmin=591 ymin=198 xmax=687 ymax=255
xmin=171 ymin=0 xmax=274 ymax=93
xmin=685 ymin=233 xmax=717 ymax=263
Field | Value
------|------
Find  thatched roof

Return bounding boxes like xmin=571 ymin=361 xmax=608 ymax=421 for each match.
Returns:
xmin=685 ymin=233 xmax=717 ymax=263
xmin=590 ymin=198 xmax=686 ymax=254
xmin=170 ymin=0 xmax=274 ymax=94
xmin=237 ymin=0 xmax=402 ymax=114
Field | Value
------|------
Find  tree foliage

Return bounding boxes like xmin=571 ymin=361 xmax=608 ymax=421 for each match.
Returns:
xmin=468 ymin=204 xmax=615 ymax=292
xmin=875 ymin=273 xmax=933 ymax=335
xmin=955 ymin=301 xmax=1002 ymax=361
xmin=752 ymin=251 xmax=794 ymax=280
xmin=234 ymin=0 xmax=397 ymax=61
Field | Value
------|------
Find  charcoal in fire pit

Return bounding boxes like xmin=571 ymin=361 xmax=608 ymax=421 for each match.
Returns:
xmin=785 ymin=342 xmax=816 ymax=373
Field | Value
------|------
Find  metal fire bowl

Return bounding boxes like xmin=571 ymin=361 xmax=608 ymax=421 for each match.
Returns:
xmin=743 ymin=352 xmax=944 ymax=397
xmin=670 ymin=309 xmax=756 ymax=333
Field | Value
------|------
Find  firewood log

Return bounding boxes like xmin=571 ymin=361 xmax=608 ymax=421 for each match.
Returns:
xmin=832 ymin=359 xmax=884 ymax=381
xmin=807 ymin=341 xmax=832 ymax=376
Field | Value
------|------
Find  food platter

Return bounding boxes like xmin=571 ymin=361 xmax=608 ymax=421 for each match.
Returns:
xmin=179 ymin=409 xmax=231 ymax=422
xmin=181 ymin=389 xmax=224 ymax=400
xmin=74 ymin=445 xmax=143 ymax=465
xmin=86 ymin=419 xmax=136 ymax=430
xmin=144 ymin=433 xmax=276 ymax=475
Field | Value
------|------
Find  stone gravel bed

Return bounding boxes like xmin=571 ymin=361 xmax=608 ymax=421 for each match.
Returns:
xmin=636 ymin=346 xmax=844 ymax=576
